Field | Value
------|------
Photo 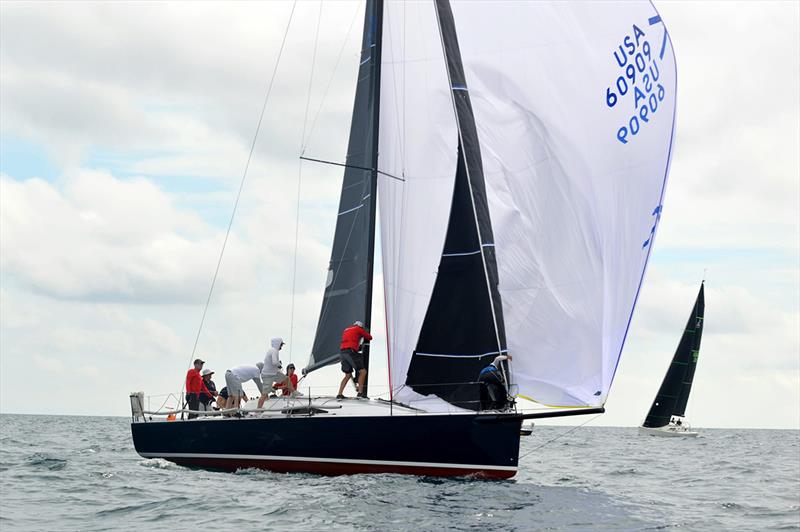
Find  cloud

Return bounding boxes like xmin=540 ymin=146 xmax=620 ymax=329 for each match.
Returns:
xmin=32 ymin=354 xmax=99 ymax=379
xmin=33 ymin=354 xmax=64 ymax=373
xmin=1 ymin=171 xmax=260 ymax=303
xmin=0 ymin=1 xmax=363 ymax=177
xmin=0 ymin=166 xmax=343 ymax=305
xmin=655 ymin=1 xmax=799 ymax=251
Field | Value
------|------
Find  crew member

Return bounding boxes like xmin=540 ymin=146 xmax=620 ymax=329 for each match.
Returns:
xmin=337 ymin=320 xmax=372 ymax=399
xmin=217 ymin=387 xmax=247 ymax=410
xmin=185 ymin=358 xmax=211 ymax=419
xmin=477 ymin=354 xmax=513 ymax=411
xmin=225 ymin=363 xmax=264 ymax=411
xmin=199 ymin=369 xmax=217 ymax=411
xmin=274 ymin=363 xmax=300 ymax=396
xmin=258 ymin=338 xmax=296 ymax=408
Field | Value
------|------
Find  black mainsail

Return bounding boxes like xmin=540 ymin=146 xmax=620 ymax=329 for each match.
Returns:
xmin=642 ymin=282 xmax=705 ymax=428
xmin=304 ymin=1 xmax=383 ymax=377
xmin=404 ymin=0 xmax=508 ymax=410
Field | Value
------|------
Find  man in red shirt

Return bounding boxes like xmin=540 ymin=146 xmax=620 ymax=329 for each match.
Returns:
xmin=185 ymin=358 xmax=211 ymax=419
xmin=337 ymin=320 xmax=372 ymax=399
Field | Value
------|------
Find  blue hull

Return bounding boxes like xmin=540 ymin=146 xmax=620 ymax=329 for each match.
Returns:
xmin=131 ymin=413 xmax=522 ymax=478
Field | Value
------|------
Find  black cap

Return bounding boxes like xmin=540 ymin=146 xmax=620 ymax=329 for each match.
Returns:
xmin=193 ymin=358 xmax=205 ymax=365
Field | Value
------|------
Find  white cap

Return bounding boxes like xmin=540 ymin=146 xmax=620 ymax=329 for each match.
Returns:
xmin=201 ymin=369 xmax=214 ymax=376
xmin=354 ymin=320 xmax=364 ymax=328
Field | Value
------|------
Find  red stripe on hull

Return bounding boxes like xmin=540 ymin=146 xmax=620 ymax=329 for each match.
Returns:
xmin=169 ymin=457 xmax=516 ymax=479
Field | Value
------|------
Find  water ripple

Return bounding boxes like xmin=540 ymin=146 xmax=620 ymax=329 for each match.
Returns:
xmin=26 ymin=453 xmax=68 ymax=471
xmin=0 ymin=415 xmax=797 ymax=531
xmin=95 ymin=496 xmax=190 ymax=518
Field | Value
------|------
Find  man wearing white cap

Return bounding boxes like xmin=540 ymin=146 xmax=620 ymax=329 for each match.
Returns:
xmin=199 ymin=369 xmax=217 ymax=412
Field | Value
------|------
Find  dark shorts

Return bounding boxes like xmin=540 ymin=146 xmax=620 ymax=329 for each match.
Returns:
xmin=340 ymin=349 xmax=365 ymax=373
xmin=185 ymin=393 xmax=200 ymax=419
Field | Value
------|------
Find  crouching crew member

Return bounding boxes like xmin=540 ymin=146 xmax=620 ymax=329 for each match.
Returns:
xmin=478 ymin=354 xmax=513 ymax=411
xmin=274 ymin=363 xmax=299 ymax=396
xmin=225 ymin=363 xmax=264 ymax=410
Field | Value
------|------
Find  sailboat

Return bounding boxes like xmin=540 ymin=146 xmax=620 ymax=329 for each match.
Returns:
xmin=130 ymin=0 xmax=677 ymax=478
xmin=639 ymin=282 xmax=705 ymax=437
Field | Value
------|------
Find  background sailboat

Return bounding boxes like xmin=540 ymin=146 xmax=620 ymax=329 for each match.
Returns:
xmin=640 ymin=281 xmax=705 ymax=437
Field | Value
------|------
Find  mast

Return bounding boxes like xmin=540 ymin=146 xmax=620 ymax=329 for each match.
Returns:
xmin=361 ymin=0 xmax=383 ymax=397
xmin=642 ymin=282 xmax=705 ymax=428
xmin=303 ymin=0 xmax=383 ymax=380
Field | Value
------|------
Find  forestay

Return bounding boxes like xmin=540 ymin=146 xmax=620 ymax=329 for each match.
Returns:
xmin=378 ymin=1 xmax=677 ymax=409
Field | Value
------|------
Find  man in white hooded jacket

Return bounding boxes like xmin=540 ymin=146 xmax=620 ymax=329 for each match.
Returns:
xmin=258 ymin=337 xmax=296 ymax=408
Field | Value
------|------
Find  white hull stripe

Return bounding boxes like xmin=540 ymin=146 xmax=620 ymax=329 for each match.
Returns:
xmin=140 ymin=452 xmax=517 ymax=472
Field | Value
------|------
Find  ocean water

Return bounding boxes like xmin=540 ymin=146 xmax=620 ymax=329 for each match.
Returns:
xmin=0 ymin=415 xmax=797 ymax=531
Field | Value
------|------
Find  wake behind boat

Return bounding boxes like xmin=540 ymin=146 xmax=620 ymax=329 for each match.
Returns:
xmin=640 ymin=282 xmax=705 ymax=437
xmin=638 ymin=422 xmax=698 ymax=438
xmin=131 ymin=0 xmax=677 ymax=477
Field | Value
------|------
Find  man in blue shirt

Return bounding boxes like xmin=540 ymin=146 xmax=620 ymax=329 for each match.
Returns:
xmin=478 ymin=354 xmax=513 ymax=411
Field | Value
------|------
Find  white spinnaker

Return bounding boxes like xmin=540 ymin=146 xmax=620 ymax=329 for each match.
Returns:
xmin=449 ymin=1 xmax=677 ymax=407
xmin=377 ymin=0 xmax=458 ymax=400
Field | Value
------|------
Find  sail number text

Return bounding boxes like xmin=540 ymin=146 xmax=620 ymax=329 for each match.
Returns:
xmin=605 ymin=22 xmax=667 ymax=144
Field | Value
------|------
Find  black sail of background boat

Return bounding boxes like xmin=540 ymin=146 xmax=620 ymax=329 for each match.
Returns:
xmin=130 ymin=0 xmax=678 ymax=477
xmin=639 ymin=281 xmax=705 ymax=437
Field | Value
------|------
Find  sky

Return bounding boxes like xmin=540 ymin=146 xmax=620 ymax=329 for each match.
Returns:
xmin=1 ymin=1 xmax=798 ymax=429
